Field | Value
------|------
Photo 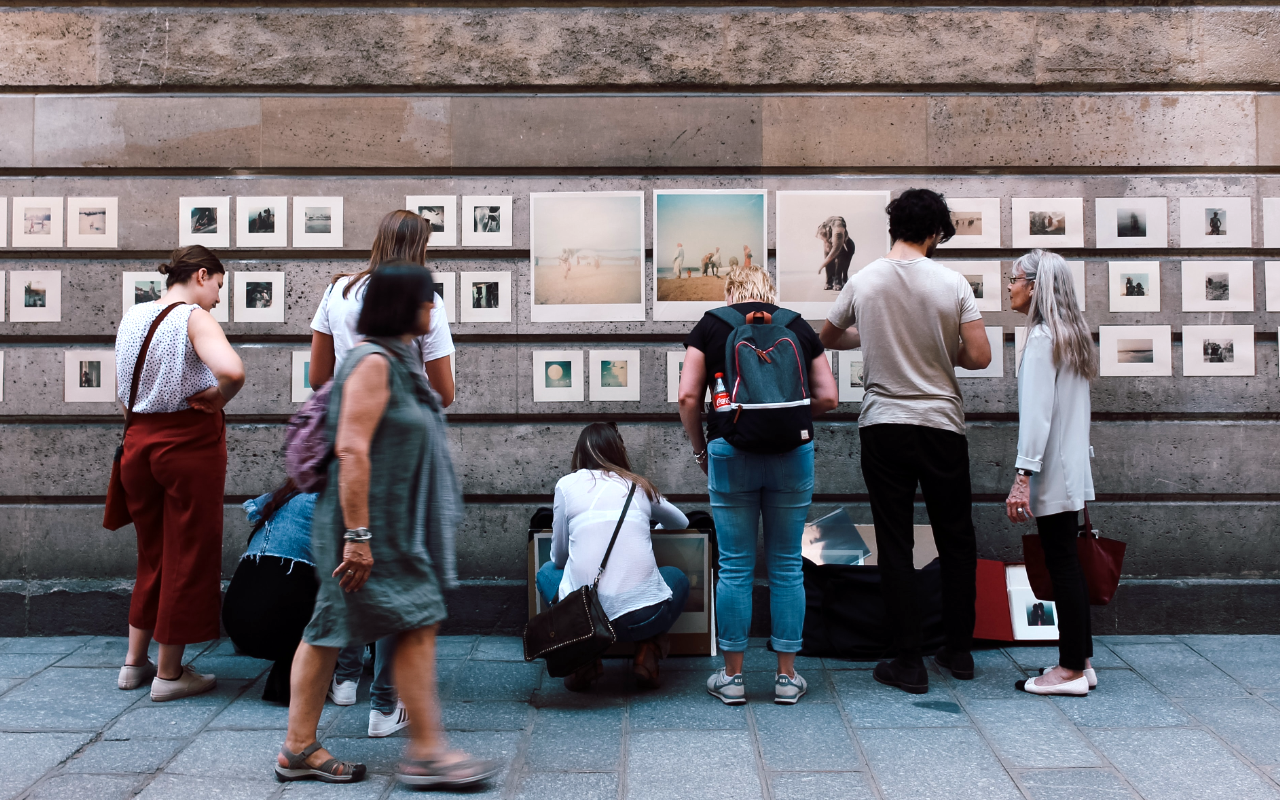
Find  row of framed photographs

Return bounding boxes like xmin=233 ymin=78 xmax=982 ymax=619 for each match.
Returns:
xmin=0 ymin=270 xmax=284 ymax=323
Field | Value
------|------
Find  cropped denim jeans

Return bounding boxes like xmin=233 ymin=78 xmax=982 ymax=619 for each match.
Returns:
xmin=707 ymin=438 xmax=814 ymax=653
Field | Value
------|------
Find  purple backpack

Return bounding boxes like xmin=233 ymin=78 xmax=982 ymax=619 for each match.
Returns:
xmin=283 ymin=380 xmax=335 ymax=492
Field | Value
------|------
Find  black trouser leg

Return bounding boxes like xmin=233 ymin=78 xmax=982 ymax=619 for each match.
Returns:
xmin=1036 ymin=510 xmax=1091 ymax=670
xmin=915 ymin=428 xmax=978 ymax=654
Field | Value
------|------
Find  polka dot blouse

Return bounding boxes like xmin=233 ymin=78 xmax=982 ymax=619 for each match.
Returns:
xmin=115 ymin=302 xmax=219 ymax=413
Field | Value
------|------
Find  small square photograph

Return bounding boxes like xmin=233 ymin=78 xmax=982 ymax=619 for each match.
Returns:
xmin=430 ymin=271 xmax=456 ymax=322
xmin=121 ymin=271 xmax=167 ymax=314
xmin=532 ymin=349 xmax=584 ymax=402
xmin=66 ymin=197 xmax=119 ymax=248
xmin=666 ymin=351 xmax=711 ymax=404
xmin=1011 ymin=197 xmax=1084 ymax=248
xmin=1182 ymin=325 xmax=1255 ymax=377
xmin=291 ymin=351 xmax=314 ymax=402
xmin=233 ymin=271 xmax=286 ymax=323
xmin=236 ymin=196 xmax=287 ymax=248
xmin=458 ymin=271 xmax=511 ymax=323
xmin=589 ymin=349 xmax=641 ymax=402
xmin=9 ymin=270 xmax=61 ymax=322
xmin=1099 ymin=325 xmax=1173 ymax=377
xmin=653 ymin=190 xmax=767 ymax=321
xmin=178 ymin=196 xmax=231 ymax=248
xmin=1179 ymin=197 xmax=1251 ymax=248
xmin=1181 ymin=261 xmax=1254 ymax=312
xmin=406 ymin=195 xmax=457 ymax=248
xmin=1265 ymin=262 xmax=1280 ymax=313
xmin=1008 ymin=583 xmax=1059 ymax=642
xmin=775 ymin=190 xmax=891 ymax=320
xmin=291 ymin=196 xmax=343 ymax=248
xmin=954 ymin=327 xmax=1005 ymax=378
xmin=1108 ymin=261 xmax=1161 ymax=313
xmin=937 ymin=198 xmax=1001 ymax=249
xmin=1095 ymin=197 xmax=1168 ymax=248
xmin=838 ymin=349 xmax=864 ymax=403
xmin=460 ymin=195 xmax=513 ymax=247
xmin=940 ymin=261 xmax=1001 ymax=312
xmin=63 ymin=349 xmax=117 ymax=403
xmin=1264 ymin=198 xmax=1279 ymax=249
xmin=11 ymin=197 xmax=64 ymax=248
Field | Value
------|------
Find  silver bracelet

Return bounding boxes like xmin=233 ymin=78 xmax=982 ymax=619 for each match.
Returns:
xmin=343 ymin=527 xmax=372 ymax=542
xmin=693 ymin=449 xmax=708 ymax=465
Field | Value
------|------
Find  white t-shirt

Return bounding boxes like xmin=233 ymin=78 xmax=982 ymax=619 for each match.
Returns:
xmin=827 ymin=256 xmax=982 ymax=434
xmin=310 ymin=275 xmax=454 ymax=374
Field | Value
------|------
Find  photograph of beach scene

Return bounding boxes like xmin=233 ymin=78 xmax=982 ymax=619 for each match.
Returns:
xmin=653 ymin=190 xmax=766 ymax=320
xmin=530 ymin=192 xmax=645 ymax=322
xmin=1099 ymin=325 xmax=1171 ymax=376
xmin=1117 ymin=338 xmax=1155 ymax=364
xmin=776 ymin=190 xmax=890 ymax=319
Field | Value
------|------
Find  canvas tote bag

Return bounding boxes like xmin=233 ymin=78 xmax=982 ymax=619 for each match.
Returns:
xmin=1022 ymin=504 xmax=1127 ymax=606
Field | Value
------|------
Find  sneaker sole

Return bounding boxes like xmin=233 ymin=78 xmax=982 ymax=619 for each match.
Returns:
xmin=774 ymin=690 xmax=806 ymax=705
xmin=873 ymin=671 xmax=928 ymax=695
xmin=707 ymin=687 xmax=746 ymax=706
xmin=327 ymin=692 xmax=357 ymax=707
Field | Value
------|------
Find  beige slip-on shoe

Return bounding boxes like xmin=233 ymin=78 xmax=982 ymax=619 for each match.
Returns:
xmin=150 ymin=665 xmax=217 ymax=702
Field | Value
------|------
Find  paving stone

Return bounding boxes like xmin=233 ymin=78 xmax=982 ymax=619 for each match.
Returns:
xmin=821 ymin=657 xmax=877 ymax=670
xmin=740 ymin=646 xmax=824 ymax=674
xmin=0 ymin=654 xmax=63 ymax=679
xmin=526 ymin=706 xmax=622 ymax=770
xmin=473 ymin=636 xmax=525 ymax=661
xmin=281 ymin=774 xmax=393 ymax=799
xmin=314 ymin=736 xmax=405 ymax=773
xmin=626 ymin=729 xmax=764 ymax=800
xmin=164 ymin=730 xmax=285 ymax=776
xmin=769 ymin=772 xmax=876 ymax=800
xmin=831 ymin=670 xmax=968 ymax=728
xmin=858 ymin=727 xmax=1023 ymax=800
xmin=0 ymin=637 xmax=90 ymax=655
xmin=939 ymin=649 xmax=1027 ymax=700
xmin=24 ymin=774 xmax=139 ymax=800
xmin=529 ymin=660 xmax=630 ymax=710
xmin=1181 ymin=636 xmax=1280 ymax=689
xmin=434 ymin=636 xmax=478 ymax=660
xmin=1050 ymin=670 xmax=1190 ymax=728
xmin=1182 ymin=697 xmax=1280 ymax=766
xmin=0 ymin=679 xmax=19 ymax=696
xmin=1089 ymin=728 xmax=1280 ymax=800
xmin=1016 ymin=768 xmax=1135 ymax=800
xmin=514 ymin=772 xmax=618 ymax=800
xmin=965 ymin=698 xmax=1102 ymax=769
xmin=442 ymin=700 xmax=531 ymax=731
xmin=0 ymin=731 xmax=94 ymax=800
xmin=136 ymin=774 xmax=279 ymax=800
xmin=1095 ymin=635 xmax=1181 ymax=644
xmin=185 ymin=654 xmax=272 ymax=682
xmin=1003 ymin=642 xmax=1128 ymax=670
xmin=661 ymin=655 xmax=721 ymax=672
xmin=1109 ymin=643 xmax=1247 ymax=697
xmin=0 ymin=668 xmax=148 ymax=730
xmin=55 ymin=637 xmax=147 ymax=668
xmin=63 ymin=738 xmax=184 ymax=773
xmin=627 ymin=669 xmax=748 ymax=730
xmin=744 ymin=670 xmax=834 ymax=704
xmin=751 ymin=702 xmax=859 ymax=771
xmin=104 ymin=703 xmax=224 ymax=740
xmin=444 ymin=661 xmax=542 ymax=702
xmin=385 ymin=730 xmax=523 ymax=797
xmin=208 ymin=690 xmax=340 ymax=731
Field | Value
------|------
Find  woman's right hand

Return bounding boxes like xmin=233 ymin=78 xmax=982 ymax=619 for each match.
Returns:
xmin=1006 ymin=475 xmax=1033 ymax=524
xmin=186 ymin=386 xmax=227 ymax=414
xmin=335 ymin=541 xmax=374 ymax=592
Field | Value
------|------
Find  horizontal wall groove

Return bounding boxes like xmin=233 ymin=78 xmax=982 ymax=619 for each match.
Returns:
xmin=4 ymin=167 xmax=1280 ymax=178
xmin=6 ymin=2 xmax=1279 ymax=8
xmin=3 ymin=86 xmax=1280 ymax=95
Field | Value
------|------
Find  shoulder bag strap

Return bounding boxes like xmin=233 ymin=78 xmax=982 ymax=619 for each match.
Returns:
xmin=592 ymin=482 xmax=637 ymax=589
xmin=123 ymin=303 xmax=182 ymax=430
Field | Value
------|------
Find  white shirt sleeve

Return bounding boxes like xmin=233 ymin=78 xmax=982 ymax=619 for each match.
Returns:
xmin=310 ymin=283 xmax=334 ymax=335
xmin=957 ymin=274 xmax=982 ymax=324
xmin=651 ymin=497 xmax=690 ymax=530
xmin=1016 ymin=329 xmax=1057 ymax=473
xmin=418 ymin=292 xmax=455 ymax=363
xmin=551 ymin=482 xmax=569 ymax=568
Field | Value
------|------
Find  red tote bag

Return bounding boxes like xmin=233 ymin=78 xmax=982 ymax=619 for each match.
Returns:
xmin=1022 ymin=505 xmax=1126 ymax=606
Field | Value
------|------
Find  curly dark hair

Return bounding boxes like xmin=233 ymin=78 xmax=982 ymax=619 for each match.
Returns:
xmin=886 ymin=188 xmax=955 ymax=246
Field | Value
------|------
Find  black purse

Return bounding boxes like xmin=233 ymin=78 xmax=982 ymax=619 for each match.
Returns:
xmin=523 ymin=483 xmax=636 ymax=677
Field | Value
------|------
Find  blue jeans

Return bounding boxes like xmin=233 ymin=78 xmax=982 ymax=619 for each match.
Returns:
xmin=536 ymin=561 xmax=691 ymax=644
xmin=707 ymin=438 xmax=813 ymax=653
xmin=333 ymin=637 xmax=398 ymax=714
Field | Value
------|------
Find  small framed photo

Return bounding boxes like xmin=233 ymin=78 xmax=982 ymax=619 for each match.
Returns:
xmin=179 ymin=196 xmax=230 ymax=248
xmin=292 ymin=197 xmax=343 ymax=248
xmin=1006 ymin=564 xmax=1059 ymax=641
xmin=1179 ymin=197 xmax=1252 ymax=248
xmin=458 ymin=271 xmax=511 ymax=323
xmin=1099 ymin=325 xmax=1173 ymax=377
xmin=233 ymin=271 xmax=286 ymax=323
xmin=12 ymin=197 xmax=64 ymax=248
xmin=1264 ymin=198 xmax=1279 ymax=249
xmin=407 ymin=195 xmax=457 ymax=248
xmin=0 ymin=197 xmax=7 ymax=247
xmin=666 ymin=351 xmax=709 ymax=404
xmin=64 ymin=349 xmax=117 ymax=402
xmin=1094 ymin=197 xmax=1168 ymax=249
xmin=461 ymin=195 xmax=513 ymax=247
xmin=1265 ymin=262 xmax=1280 ymax=312
xmin=122 ymin=272 xmax=167 ymax=313
xmin=210 ymin=280 xmax=229 ymax=323
xmin=66 ymin=197 xmax=118 ymax=249
xmin=532 ymin=349 xmax=583 ymax=402
xmin=1108 ymin=261 xmax=1160 ymax=312
xmin=1011 ymin=197 xmax=1084 ymax=248
xmin=237 ymin=196 xmax=287 ymax=248
xmin=9 ymin=270 xmax=61 ymax=322
xmin=1181 ymin=261 xmax=1253 ymax=312
xmin=941 ymin=261 xmax=1002 ymax=312
xmin=955 ymin=327 xmax=1004 ymax=378
xmin=838 ymin=349 xmax=864 ymax=403
xmin=430 ymin=271 xmax=456 ymax=322
xmin=589 ymin=349 xmax=641 ymax=402
xmin=938 ymin=198 xmax=1001 ymax=249
xmin=291 ymin=351 xmax=314 ymax=402
xmin=1182 ymin=325 xmax=1254 ymax=377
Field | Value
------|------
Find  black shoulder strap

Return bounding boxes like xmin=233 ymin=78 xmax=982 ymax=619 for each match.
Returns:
xmin=593 ymin=482 xmax=637 ymax=588
xmin=124 ymin=303 xmax=182 ymax=426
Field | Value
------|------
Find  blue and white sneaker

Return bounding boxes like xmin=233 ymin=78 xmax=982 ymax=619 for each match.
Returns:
xmin=706 ymin=668 xmax=746 ymax=705
xmin=774 ymin=672 xmax=807 ymax=705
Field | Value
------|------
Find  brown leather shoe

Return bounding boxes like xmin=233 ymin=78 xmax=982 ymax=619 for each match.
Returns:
xmin=633 ymin=640 xmax=662 ymax=690
xmin=563 ymin=658 xmax=603 ymax=692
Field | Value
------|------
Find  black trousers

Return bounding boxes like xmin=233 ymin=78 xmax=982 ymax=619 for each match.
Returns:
xmin=860 ymin=424 xmax=977 ymax=661
xmin=221 ymin=555 xmax=319 ymax=704
xmin=1036 ymin=510 xmax=1094 ymax=671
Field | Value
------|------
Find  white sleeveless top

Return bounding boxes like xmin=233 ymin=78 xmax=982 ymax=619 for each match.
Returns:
xmin=115 ymin=302 xmax=218 ymax=413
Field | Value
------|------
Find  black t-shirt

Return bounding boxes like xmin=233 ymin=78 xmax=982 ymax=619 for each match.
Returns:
xmin=682 ymin=302 xmax=826 ymax=442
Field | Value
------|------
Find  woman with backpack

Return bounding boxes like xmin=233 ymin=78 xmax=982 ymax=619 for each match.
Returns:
xmin=678 ymin=262 xmax=838 ymax=705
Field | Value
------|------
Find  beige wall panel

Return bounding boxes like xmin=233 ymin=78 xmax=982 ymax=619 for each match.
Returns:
xmin=0 ymin=11 xmax=97 ymax=87
xmin=0 ymin=96 xmax=33 ymax=168
xmin=261 ymin=97 xmax=451 ymax=169
xmin=1259 ymin=95 xmax=1280 ymax=167
xmin=1195 ymin=9 xmax=1280 ymax=87
xmin=762 ymin=97 xmax=926 ymax=168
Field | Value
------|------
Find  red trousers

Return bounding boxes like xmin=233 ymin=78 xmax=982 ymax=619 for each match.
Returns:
xmin=122 ymin=409 xmax=227 ymax=645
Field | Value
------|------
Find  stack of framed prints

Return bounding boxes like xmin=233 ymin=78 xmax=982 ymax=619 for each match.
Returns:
xmin=653 ymin=189 xmax=766 ymax=321
xmin=1179 ymin=197 xmax=1251 ymax=248
xmin=1011 ymin=197 xmax=1084 ymax=248
xmin=938 ymin=198 xmax=1001 ymax=249
xmin=775 ymin=190 xmax=890 ymax=320
xmin=64 ymin=350 xmax=116 ymax=403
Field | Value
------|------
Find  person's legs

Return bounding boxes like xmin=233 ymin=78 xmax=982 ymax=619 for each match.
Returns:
xmin=615 ymin=567 xmax=691 ymax=643
xmin=369 ymin=636 xmax=399 ymax=715
xmin=122 ymin=430 xmax=165 ymax=670
xmin=1037 ymin=511 xmax=1089 ymax=674
xmin=282 ymin=642 xmax=342 ymax=769
xmin=759 ymin=442 xmax=814 ymax=671
xmin=333 ymin=645 xmax=365 ymax=685
xmin=915 ymin=427 xmax=978 ymax=656
xmin=535 ymin=560 xmax=564 ymax=606
xmin=707 ymin=438 xmax=763 ymax=675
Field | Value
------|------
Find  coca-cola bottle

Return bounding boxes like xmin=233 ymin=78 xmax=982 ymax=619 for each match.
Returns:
xmin=712 ymin=372 xmax=730 ymax=410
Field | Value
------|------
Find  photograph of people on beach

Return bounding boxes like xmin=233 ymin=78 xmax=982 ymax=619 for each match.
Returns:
xmin=937 ymin=198 xmax=1000 ymax=249
xmin=10 ymin=270 xmax=61 ymax=322
xmin=1107 ymin=261 xmax=1161 ymax=312
xmin=530 ymin=191 xmax=645 ymax=322
xmin=66 ymin=196 xmax=118 ymax=249
xmin=776 ymin=190 xmax=890 ymax=319
xmin=653 ymin=190 xmax=766 ymax=321
xmin=24 ymin=207 xmax=51 ymax=235
xmin=235 ymin=196 xmax=286 ymax=248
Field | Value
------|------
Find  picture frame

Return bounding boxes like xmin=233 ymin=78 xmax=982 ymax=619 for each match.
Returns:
xmin=1007 ymin=565 xmax=1059 ymax=641
xmin=1014 ymin=326 xmax=1027 ymax=377
xmin=430 ymin=271 xmax=456 ymax=322
xmin=178 ymin=196 xmax=230 ymax=248
xmin=292 ymin=196 xmax=343 ymax=248
xmin=121 ymin=271 xmax=167 ymax=314
xmin=12 ymin=197 xmax=64 ymax=248
xmin=0 ymin=272 xmax=4 ymax=321
xmin=1098 ymin=325 xmax=1173 ymax=377
xmin=458 ymin=271 xmax=511 ymax=323
xmin=653 ymin=189 xmax=767 ymax=321
xmin=941 ymin=261 xmax=1002 ymax=312
xmin=291 ymin=351 xmax=314 ymax=402
xmin=461 ymin=195 xmax=513 ymax=247
xmin=406 ymin=195 xmax=457 ymax=248
xmin=236 ymin=196 xmax=287 ymax=248
xmin=532 ymin=349 xmax=584 ymax=403
xmin=64 ymin=349 xmax=117 ymax=403
xmin=0 ymin=197 xmax=6 ymax=247
xmin=937 ymin=197 xmax=1001 ymax=250
xmin=1066 ymin=261 xmax=1087 ymax=312
xmin=0 ymin=351 xmax=5 ymax=402
xmin=1265 ymin=262 xmax=1280 ymax=313
xmin=1011 ymin=197 xmax=1084 ymax=248
xmin=1181 ymin=261 xmax=1254 ymax=312
xmin=838 ymin=349 xmax=865 ymax=403
xmin=233 ymin=271 xmax=286 ymax=323
xmin=1094 ymin=197 xmax=1168 ymax=249
xmin=775 ymin=190 xmax=891 ymax=320
xmin=9 ymin=270 xmax=61 ymax=322
xmin=1182 ymin=325 xmax=1255 ymax=377
xmin=954 ymin=327 xmax=1004 ymax=378
xmin=666 ymin=350 xmax=710 ymax=403
xmin=210 ymin=280 xmax=229 ymax=323
xmin=1108 ymin=261 xmax=1161 ymax=313
xmin=66 ymin=197 xmax=119 ymax=249
xmin=1264 ymin=198 xmax=1279 ymax=249
xmin=1179 ymin=197 xmax=1251 ymax=248
xmin=588 ymin=349 xmax=641 ymax=402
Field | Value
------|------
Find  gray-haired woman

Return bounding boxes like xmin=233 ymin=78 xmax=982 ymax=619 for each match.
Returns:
xmin=1005 ymin=250 xmax=1098 ymax=697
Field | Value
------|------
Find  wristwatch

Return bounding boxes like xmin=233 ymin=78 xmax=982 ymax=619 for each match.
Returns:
xmin=343 ymin=527 xmax=372 ymax=542
xmin=1016 ymin=468 xmax=1035 ymax=477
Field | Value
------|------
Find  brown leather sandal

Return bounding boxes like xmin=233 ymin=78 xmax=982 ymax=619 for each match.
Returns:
xmin=274 ymin=741 xmax=367 ymax=783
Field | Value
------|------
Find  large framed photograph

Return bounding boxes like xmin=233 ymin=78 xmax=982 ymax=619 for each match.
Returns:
xmin=1181 ymin=261 xmax=1253 ymax=312
xmin=1108 ymin=261 xmax=1161 ymax=313
xmin=122 ymin=272 xmax=167 ymax=314
xmin=64 ymin=350 xmax=117 ymax=403
xmin=1011 ymin=197 xmax=1084 ymax=248
xmin=1265 ymin=198 xmax=1279 ymax=249
xmin=233 ymin=271 xmax=286 ymax=323
xmin=1007 ymin=565 xmax=1058 ymax=641
xmin=588 ymin=349 xmax=641 ymax=402
xmin=9 ymin=270 xmax=60 ymax=322
xmin=937 ymin=197 xmax=1001 ymax=250
xmin=1182 ymin=325 xmax=1254 ymax=377
xmin=1266 ymin=262 xmax=1280 ymax=312
xmin=461 ymin=195 xmax=512 ymax=247
xmin=530 ymin=191 xmax=645 ymax=323
xmin=292 ymin=197 xmax=343 ymax=248
xmin=236 ymin=196 xmax=287 ymax=248
xmin=12 ymin=197 xmax=64 ymax=249
xmin=458 ymin=271 xmax=510 ymax=323
xmin=178 ymin=196 xmax=230 ymax=248
xmin=430 ymin=271 xmax=456 ymax=322
xmin=1099 ymin=325 xmax=1173 ymax=377
xmin=653 ymin=189 xmax=766 ymax=321
xmin=940 ymin=261 xmax=1002 ymax=312
xmin=838 ymin=349 xmax=865 ymax=403
xmin=1179 ymin=197 xmax=1251 ymax=248
xmin=291 ymin=351 xmax=314 ymax=402
xmin=775 ymin=190 xmax=890 ymax=320
xmin=954 ymin=327 xmax=1004 ymax=378
xmin=1095 ymin=197 xmax=1168 ymax=249
xmin=407 ymin=195 xmax=457 ymax=248
xmin=66 ymin=197 xmax=118 ymax=249
xmin=532 ymin=350 xmax=584 ymax=402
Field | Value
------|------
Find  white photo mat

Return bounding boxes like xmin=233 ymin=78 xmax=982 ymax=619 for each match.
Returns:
xmin=10 ymin=270 xmax=61 ymax=322
xmin=1181 ymin=261 xmax=1254 ymax=312
xmin=955 ymin=327 xmax=1004 ymax=378
xmin=532 ymin=350 xmax=584 ymax=402
xmin=589 ymin=349 xmax=641 ymax=402
xmin=1264 ymin=198 xmax=1279 ymax=249
xmin=1179 ymin=197 xmax=1252 ymax=248
xmin=666 ymin=351 xmax=710 ymax=403
xmin=1014 ymin=326 xmax=1027 ymax=377
xmin=407 ymin=195 xmax=457 ymax=248
xmin=210 ymin=280 xmax=229 ymax=323
xmin=122 ymin=272 xmax=168 ymax=314
xmin=838 ymin=349 xmax=865 ymax=403
xmin=0 ymin=197 xmax=6 ymax=247
xmin=1006 ymin=564 xmax=1059 ymax=642
xmin=233 ymin=271 xmax=286 ymax=323
xmin=0 ymin=272 xmax=4 ymax=322
xmin=64 ymin=349 xmax=117 ymax=402
xmin=1265 ymin=262 xmax=1280 ymax=312
xmin=1108 ymin=261 xmax=1161 ymax=313
xmin=1067 ymin=261 xmax=1087 ymax=312
xmin=1099 ymin=325 xmax=1173 ymax=377
xmin=1182 ymin=325 xmax=1255 ymax=377
xmin=941 ymin=261 xmax=1002 ymax=312
xmin=458 ymin=271 xmax=511 ymax=323
xmin=431 ymin=271 xmax=456 ymax=322
xmin=292 ymin=196 xmax=343 ymax=248
xmin=12 ymin=197 xmax=64 ymax=248
xmin=0 ymin=351 xmax=5 ymax=402
xmin=237 ymin=196 xmax=288 ymax=248
xmin=179 ymin=196 xmax=230 ymax=248
xmin=1011 ymin=197 xmax=1084 ymax=248
xmin=292 ymin=351 xmax=314 ymax=402
xmin=461 ymin=195 xmax=513 ymax=247
xmin=1094 ymin=197 xmax=1168 ymax=249
xmin=66 ymin=197 xmax=118 ymax=249
xmin=938 ymin=197 xmax=1001 ymax=249
xmin=775 ymin=190 xmax=891 ymax=320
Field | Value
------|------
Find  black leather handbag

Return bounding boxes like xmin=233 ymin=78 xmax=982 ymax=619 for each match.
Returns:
xmin=523 ymin=483 xmax=636 ymax=677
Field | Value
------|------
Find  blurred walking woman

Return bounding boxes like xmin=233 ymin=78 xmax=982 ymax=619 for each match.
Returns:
xmin=115 ymin=246 xmax=245 ymax=701
xmin=1005 ymin=250 xmax=1098 ymax=697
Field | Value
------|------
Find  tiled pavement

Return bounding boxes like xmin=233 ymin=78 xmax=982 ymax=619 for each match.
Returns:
xmin=3 ymin=635 xmax=1280 ymax=799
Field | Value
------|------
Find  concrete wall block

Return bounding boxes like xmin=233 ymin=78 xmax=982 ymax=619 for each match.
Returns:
xmin=0 ymin=96 xmax=33 ymax=168
xmin=0 ymin=11 xmax=98 ymax=87
xmin=451 ymin=345 xmax=518 ymax=416
xmin=762 ymin=96 xmax=926 ymax=168
xmin=455 ymin=504 xmax=534 ymax=581
xmin=261 ymin=97 xmax=451 ymax=169
xmin=1195 ymin=9 xmax=1280 ymax=87
xmin=1259 ymin=95 xmax=1280 ymax=167
xmin=26 ymin=579 xmax=133 ymax=636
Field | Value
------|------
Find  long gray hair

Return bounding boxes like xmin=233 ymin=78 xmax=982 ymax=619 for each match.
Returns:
xmin=1014 ymin=250 xmax=1097 ymax=381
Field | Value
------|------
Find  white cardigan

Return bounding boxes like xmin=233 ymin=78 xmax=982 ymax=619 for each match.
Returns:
xmin=1016 ymin=325 xmax=1095 ymax=517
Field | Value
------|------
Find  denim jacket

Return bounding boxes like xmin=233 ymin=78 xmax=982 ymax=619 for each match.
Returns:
xmin=241 ymin=491 xmax=319 ymax=567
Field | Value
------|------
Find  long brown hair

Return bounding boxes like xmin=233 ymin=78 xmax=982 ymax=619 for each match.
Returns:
xmin=571 ymin=422 xmax=660 ymax=502
xmin=159 ymin=245 xmax=225 ymax=288
xmin=337 ymin=210 xmax=433 ymax=298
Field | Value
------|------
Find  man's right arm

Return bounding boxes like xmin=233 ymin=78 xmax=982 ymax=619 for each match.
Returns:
xmin=819 ymin=321 xmax=860 ymax=350
xmin=955 ymin=318 xmax=992 ymax=370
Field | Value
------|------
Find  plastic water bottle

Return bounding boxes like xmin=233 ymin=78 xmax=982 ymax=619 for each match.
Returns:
xmin=712 ymin=372 xmax=731 ymax=411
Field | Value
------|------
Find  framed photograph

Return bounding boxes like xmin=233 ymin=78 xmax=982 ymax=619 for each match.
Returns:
xmin=530 ymin=191 xmax=645 ymax=323
xmin=0 ymin=351 xmax=4 ymax=401
xmin=589 ymin=349 xmax=641 ymax=402
xmin=458 ymin=271 xmax=511 ymax=323
xmin=236 ymin=196 xmax=287 ymax=248
xmin=937 ymin=198 xmax=1001 ymax=250
xmin=1179 ymin=197 xmax=1251 ymax=248
xmin=776 ymin=190 xmax=891 ymax=320
xmin=430 ymin=271 xmax=456 ymax=322
xmin=9 ymin=270 xmax=60 ymax=322
xmin=292 ymin=197 xmax=343 ymax=248
xmin=122 ymin=271 xmax=167 ymax=314
xmin=1011 ymin=197 xmax=1084 ymax=248
xmin=64 ymin=350 xmax=117 ymax=403
xmin=1099 ymin=325 xmax=1173 ymax=377
xmin=532 ymin=349 xmax=584 ymax=403
xmin=178 ymin=196 xmax=230 ymax=248
xmin=291 ymin=351 xmax=314 ymax=402
xmin=1182 ymin=325 xmax=1255 ymax=377
xmin=653 ymin=189 xmax=766 ymax=321
xmin=1014 ymin=326 xmax=1027 ymax=377
xmin=1181 ymin=261 xmax=1253 ymax=312
xmin=1006 ymin=565 xmax=1059 ymax=641
xmin=666 ymin=350 xmax=710 ymax=404
xmin=210 ymin=280 xmax=229 ymax=323
xmin=954 ymin=327 xmax=1004 ymax=378
xmin=838 ymin=349 xmax=865 ymax=403
xmin=0 ymin=272 xmax=4 ymax=321
xmin=940 ymin=261 xmax=1002 ymax=312
xmin=1065 ymin=260 xmax=1087 ymax=312
xmin=1265 ymin=262 xmax=1280 ymax=312
xmin=1094 ymin=197 xmax=1168 ymax=249
xmin=233 ymin=271 xmax=286 ymax=323
xmin=461 ymin=195 xmax=512 ymax=247
xmin=66 ymin=197 xmax=118 ymax=249
xmin=1265 ymin=198 xmax=1279 ymax=249
xmin=1108 ymin=261 xmax=1161 ymax=312
xmin=0 ymin=197 xmax=6 ymax=247
xmin=12 ymin=197 xmax=64 ymax=248
xmin=407 ymin=195 xmax=457 ymax=248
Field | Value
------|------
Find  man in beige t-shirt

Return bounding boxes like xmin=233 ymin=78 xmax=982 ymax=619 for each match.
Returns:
xmin=819 ymin=188 xmax=991 ymax=695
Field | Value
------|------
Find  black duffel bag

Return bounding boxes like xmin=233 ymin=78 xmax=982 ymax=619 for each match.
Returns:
xmin=799 ymin=558 xmax=946 ymax=660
